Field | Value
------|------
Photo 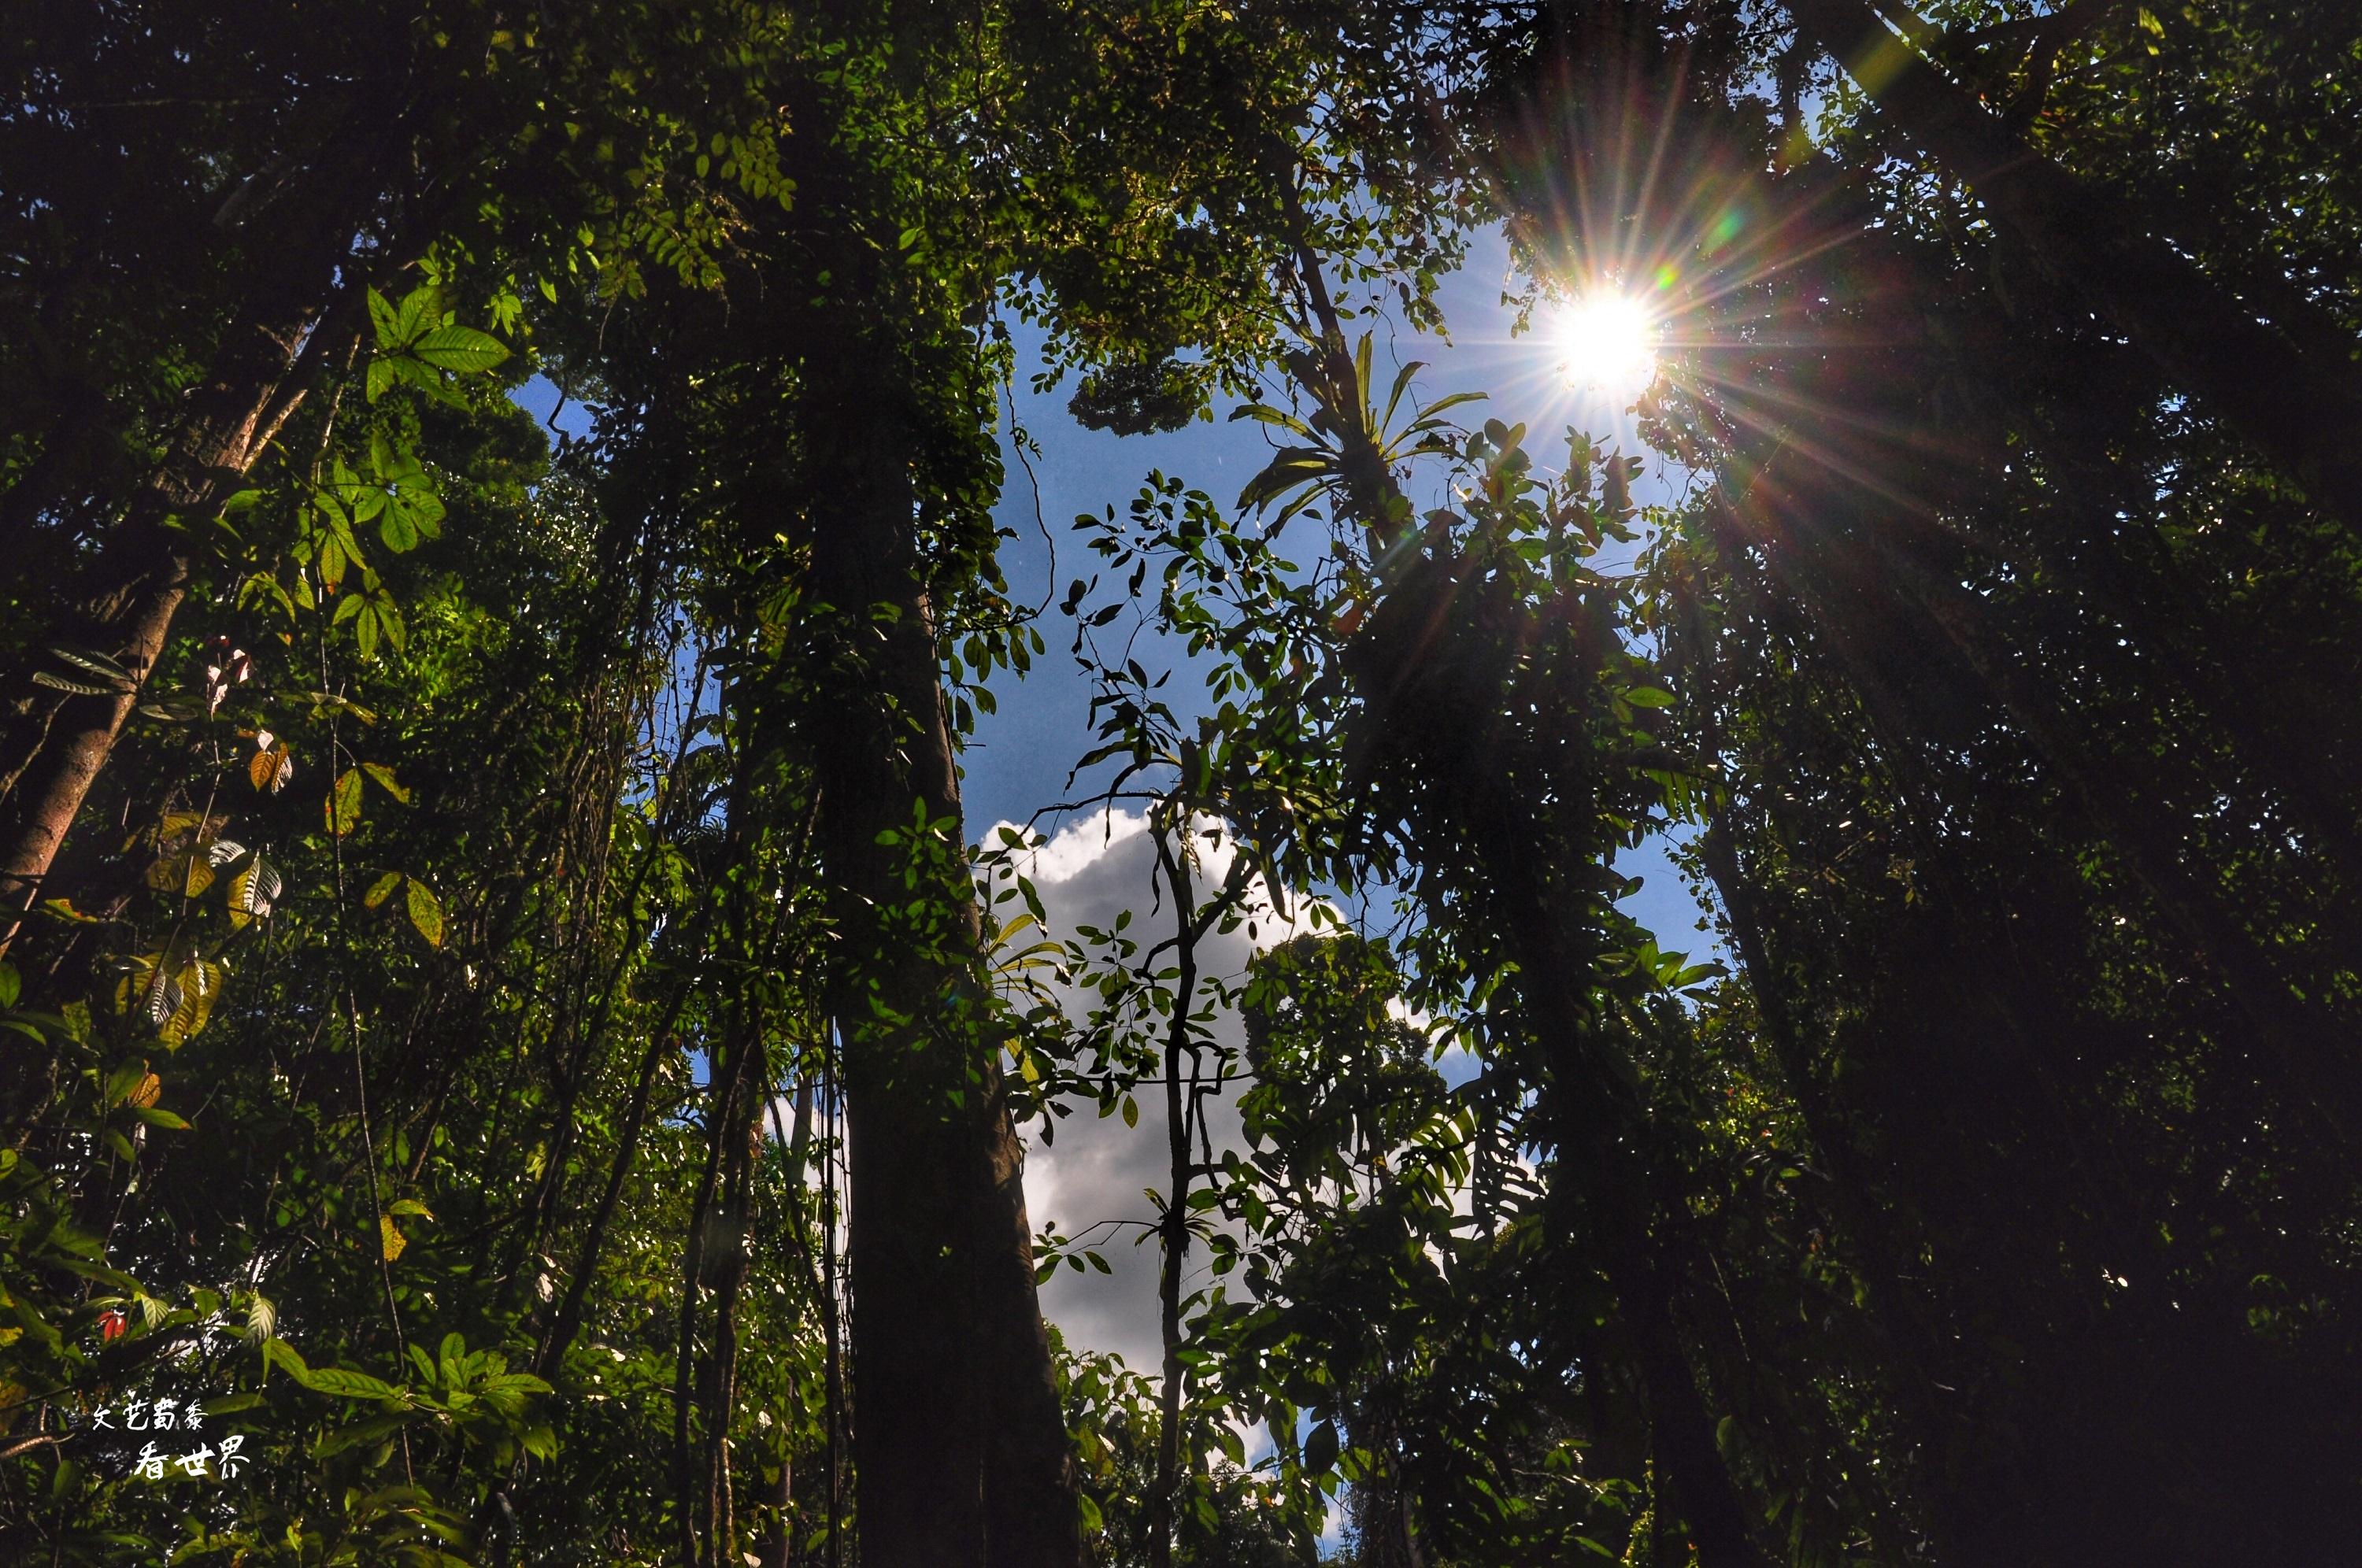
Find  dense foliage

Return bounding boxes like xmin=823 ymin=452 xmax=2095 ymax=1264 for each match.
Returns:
xmin=5 ymin=1 xmax=2361 ymax=1564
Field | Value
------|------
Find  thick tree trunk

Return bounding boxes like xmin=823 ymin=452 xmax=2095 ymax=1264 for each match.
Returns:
xmin=1332 ymin=543 xmax=1768 ymax=1568
xmin=1785 ymin=0 xmax=2362 ymax=533
xmin=1279 ymin=212 xmax=1769 ymax=1563
xmin=1494 ymin=813 xmax=1772 ymax=1568
xmin=795 ymin=320 xmax=1082 ymax=1568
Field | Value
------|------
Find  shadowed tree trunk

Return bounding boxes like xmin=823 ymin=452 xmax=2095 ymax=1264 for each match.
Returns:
xmin=1274 ymin=222 xmax=1771 ymax=1555
xmin=1336 ymin=543 xmax=1772 ymax=1568
xmin=791 ymin=281 xmax=1082 ymax=1568
xmin=0 ymin=112 xmax=392 ymax=958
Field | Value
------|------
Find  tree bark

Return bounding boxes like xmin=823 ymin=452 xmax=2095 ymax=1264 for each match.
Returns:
xmin=1785 ymin=0 xmax=2362 ymax=534
xmin=795 ymin=312 xmax=1082 ymax=1568
xmin=1278 ymin=213 xmax=1772 ymax=1565
xmin=0 ymin=124 xmax=386 ymax=957
xmin=1147 ymin=822 xmax=1199 ymax=1568
xmin=1478 ymin=778 xmax=1772 ymax=1568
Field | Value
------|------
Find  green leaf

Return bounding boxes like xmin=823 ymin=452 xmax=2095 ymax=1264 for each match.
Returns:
xmin=379 ymin=504 xmax=419 ymax=553
xmin=30 ymin=671 xmax=119 ymax=697
xmin=46 ymin=646 xmax=134 ymax=684
xmin=262 ymin=1337 xmax=311 ymax=1385
xmin=366 ymin=288 xmax=400 ymax=348
xmin=1236 ymin=448 xmax=1331 ymax=512
xmin=476 ymin=1371 xmax=551 ymax=1397
xmin=1304 ymin=1418 xmax=1340 ymax=1474
xmin=408 ymin=324 xmax=509 ymax=375
xmin=391 ymin=286 xmax=437 ymax=347
xmin=405 ymin=878 xmax=444 ymax=947
xmin=315 ymin=1411 xmax=416 ymax=1459
xmin=1229 ymin=402 xmax=1313 ymax=438
xmin=304 ymin=691 xmax=380 ymax=724
xmin=300 ymin=1363 xmax=408 ymax=1403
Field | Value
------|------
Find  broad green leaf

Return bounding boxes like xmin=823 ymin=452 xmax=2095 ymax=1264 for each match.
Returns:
xmin=391 ymin=285 xmax=436 ymax=347
xmin=1304 ymin=1419 xmax=1340 ymax=1474
xmin=366 ymin=287 xmax=400 ymax=348
xmin=405 ymin=878 xmax=444 ymax=947
xmin=409 ymin=324 xmax=509 ymax=375
xmin=302 ymin=1363 xmax=406 ymax=1403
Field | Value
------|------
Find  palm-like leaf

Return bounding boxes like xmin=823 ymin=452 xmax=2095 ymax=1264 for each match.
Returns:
xmin=1232 ymin=333 xmax=1484 ymax=525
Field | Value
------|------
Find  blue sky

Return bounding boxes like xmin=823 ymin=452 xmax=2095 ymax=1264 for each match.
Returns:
xmin=964 ymin=225 xmax=1716 ymax=958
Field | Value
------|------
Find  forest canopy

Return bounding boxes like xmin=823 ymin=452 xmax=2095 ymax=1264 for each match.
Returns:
xmin=5 ymin=1 xmax=2362 ymax=1564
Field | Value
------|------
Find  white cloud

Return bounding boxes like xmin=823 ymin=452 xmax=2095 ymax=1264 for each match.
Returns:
xmin=983 ymin=808 xmax=1278 ymax=1374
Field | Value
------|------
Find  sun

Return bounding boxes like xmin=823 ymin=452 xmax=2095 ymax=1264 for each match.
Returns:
xmin=1549 ymin=293 xmax=1660 ymax=402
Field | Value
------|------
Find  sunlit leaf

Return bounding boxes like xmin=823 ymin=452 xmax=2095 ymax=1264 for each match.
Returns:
xmin=405 ymin=878 xmax=444 ymax=946
xmin=409 ymin=324 xmax=509 ymax=375
xmin=328 ymin=767 xmax=365 ymax=836
xmin=362 ymin=763 xmax=411 ymax=804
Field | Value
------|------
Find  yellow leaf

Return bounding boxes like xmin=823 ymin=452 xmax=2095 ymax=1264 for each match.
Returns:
xmin=128 ymin=1071 xmax=161 ymax=1109
xmin=328 ymin=767 xmax=364 ymax=835
xmin=228 ymin=855 xmax=281 ymax=929
xmin=361 ymin=762 xmax=410 ymax=804
xmin=157 ymin=958 xmax=218 ymax=1048
xmin=379 ymin=1215 xmax=407 ymax=1262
